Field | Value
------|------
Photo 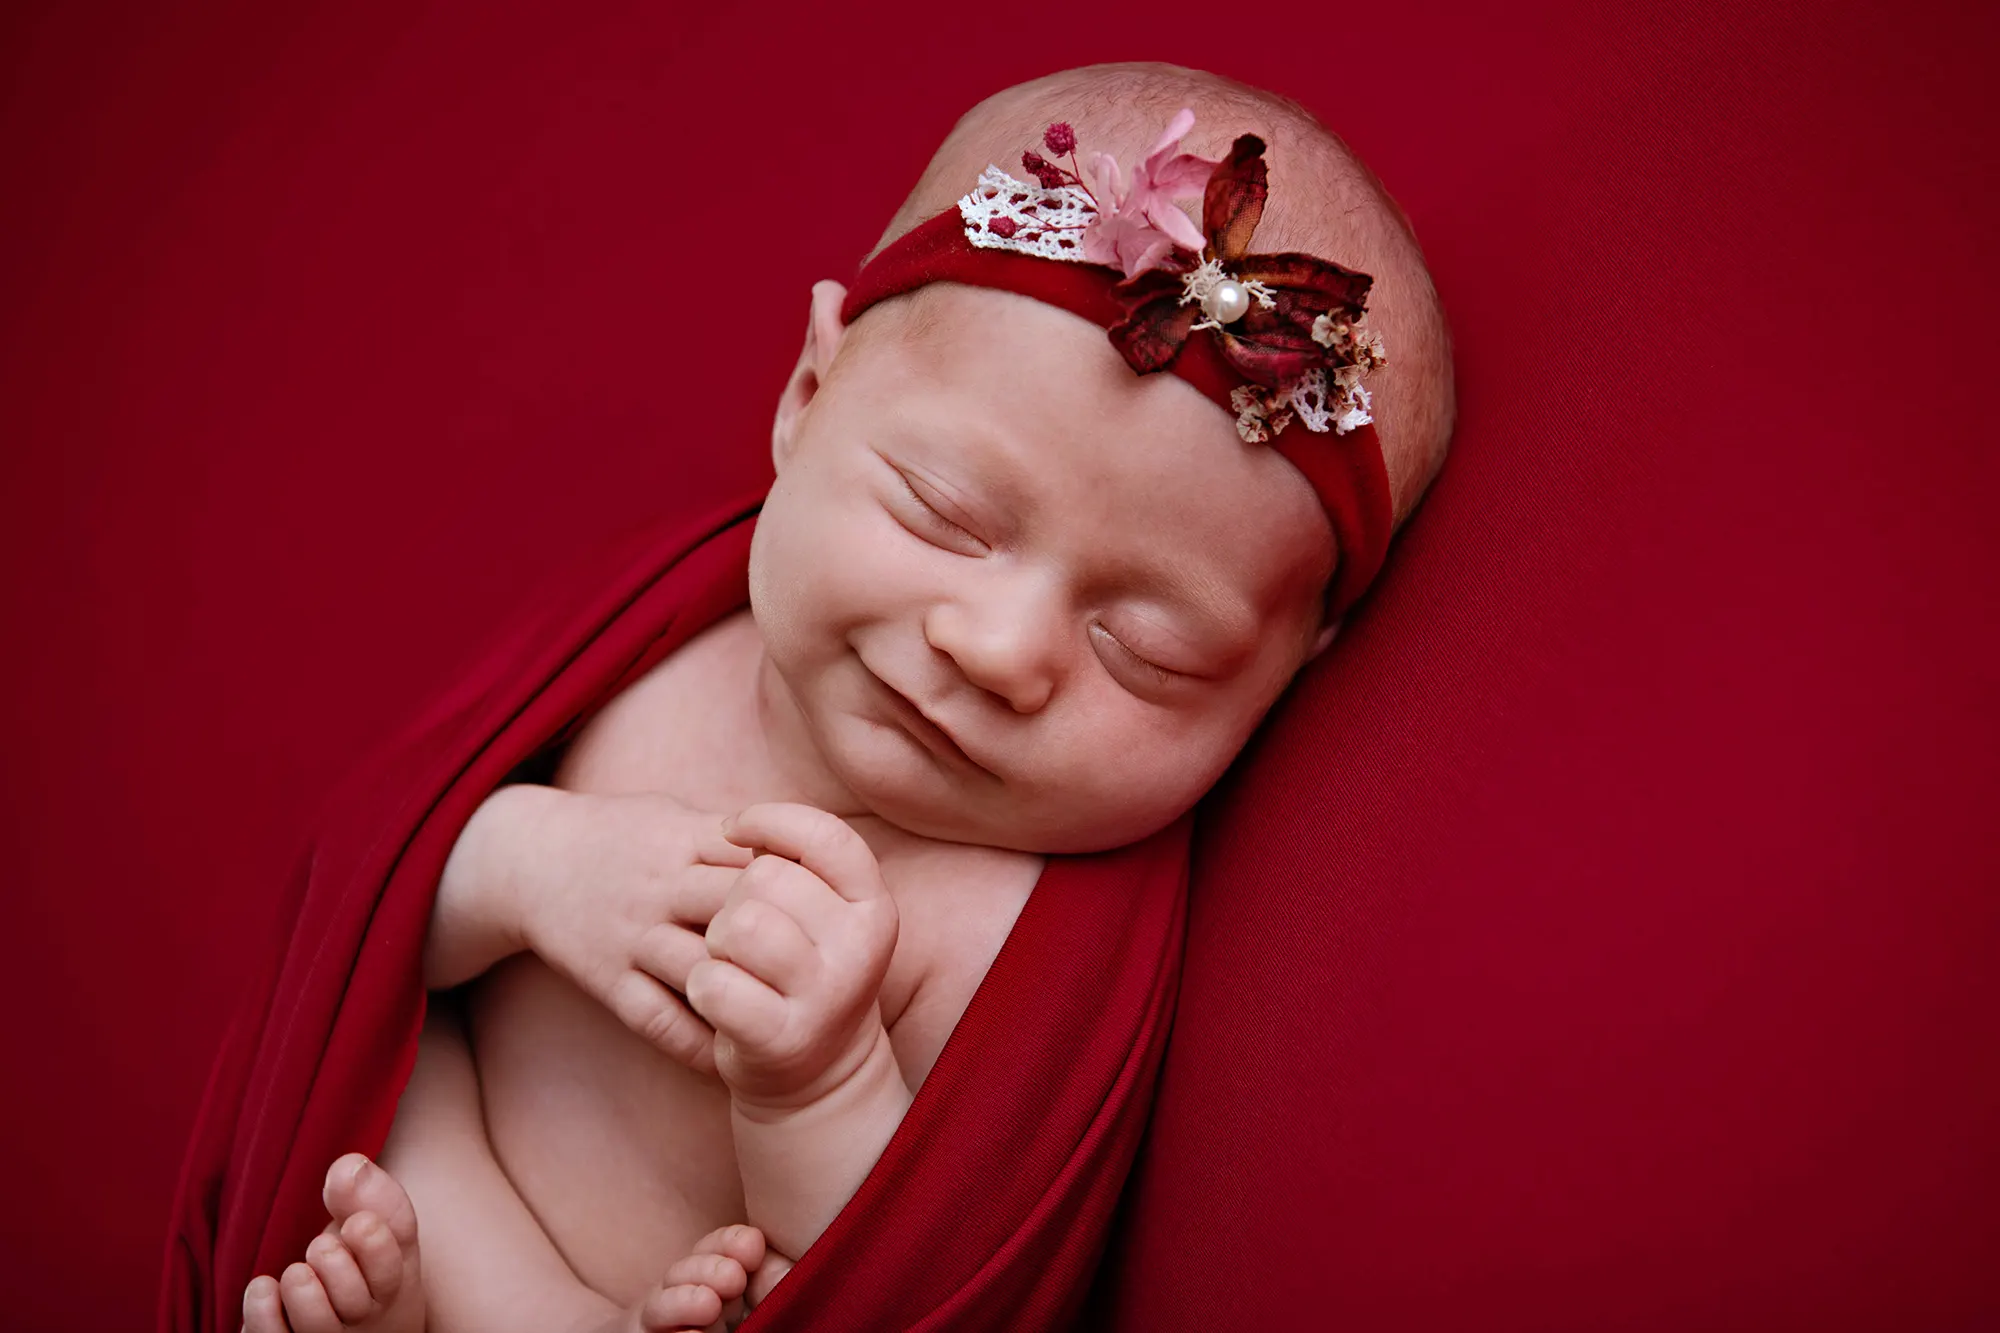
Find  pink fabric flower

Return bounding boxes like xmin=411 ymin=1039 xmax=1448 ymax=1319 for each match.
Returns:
xmin=1079 ymin=108 xmax=1219 ymax=279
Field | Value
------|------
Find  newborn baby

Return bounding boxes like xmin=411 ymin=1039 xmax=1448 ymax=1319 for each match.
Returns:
xmin=239 ymin=59 xmax=1453 ymax=1333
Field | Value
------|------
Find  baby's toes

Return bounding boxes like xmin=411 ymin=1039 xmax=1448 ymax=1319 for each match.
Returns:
xmin=304 ymin=1229 xmax=375 ymax=1324
xmin=322 ymin=1154 xmax=419 ymax=1251
xmin=278 ymin=1259 xmax=343 ymax=1333
xmin=662 ymin=1252 xmax=748 ymax=1303
xmin=638 ymin=1280 xmax=723 ymax=1333
xmin=242 ymin=1274 xmax=289 ymax=1333
xmin=338 ymin=1209 xmax=408 ymax=1310
xmin=688 ymin=1223 xmax=765 ymax=1276
xmin=746 ymin=1252 xmax=793 ymax=1310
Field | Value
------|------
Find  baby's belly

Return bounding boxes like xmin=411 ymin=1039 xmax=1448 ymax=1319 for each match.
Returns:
xmin=467 ymin=954 xmax=743 ymax=1306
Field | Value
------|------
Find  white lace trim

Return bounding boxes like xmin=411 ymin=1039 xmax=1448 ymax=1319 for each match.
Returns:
xmin=1230 ymin=370 xmax=1373 ymax=443
xmin=956 ymin=165 xmax=1098 ymax=262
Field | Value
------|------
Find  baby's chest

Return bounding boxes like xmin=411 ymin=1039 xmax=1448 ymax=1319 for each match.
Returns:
xmin=546 ymin=611 xmax=1040 ymax=1043
xmin=466 ymin=623 xmax=1038 ymax=1294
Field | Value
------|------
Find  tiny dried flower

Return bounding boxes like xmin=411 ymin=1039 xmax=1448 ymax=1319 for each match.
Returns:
xmin=1021 ymin=150 xmax=1070 ymax=190
xmin=1230 ymin=384 xmax=1295 ymax=443
xmin=1044 ymin=122 xmax=1077 ymax=156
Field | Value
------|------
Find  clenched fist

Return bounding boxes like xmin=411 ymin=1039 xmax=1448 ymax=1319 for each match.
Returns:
xmin=686 ymin=803 xmax=900 ymax=1112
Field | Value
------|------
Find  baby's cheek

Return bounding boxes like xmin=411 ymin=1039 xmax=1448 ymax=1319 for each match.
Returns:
xmin=1045 ymin=710 xmax=1222 ymax=832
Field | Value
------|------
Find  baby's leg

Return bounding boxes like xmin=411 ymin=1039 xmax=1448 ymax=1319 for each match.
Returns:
xmin=378 ymin=997 xmax=627 ymax=1332
xmin=243 ymin=998 xmax=626 ymax=1333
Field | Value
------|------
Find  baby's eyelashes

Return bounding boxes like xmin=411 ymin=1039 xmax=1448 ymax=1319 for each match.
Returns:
xmin=892 ymin=473 xmax=991 ymax=555
xmin=1090 ymin=622 xmax=1181 ymax=687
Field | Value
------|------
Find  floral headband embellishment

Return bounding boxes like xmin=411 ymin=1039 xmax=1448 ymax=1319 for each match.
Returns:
xmin=957 ymin=110 xmax=1388 ymax=444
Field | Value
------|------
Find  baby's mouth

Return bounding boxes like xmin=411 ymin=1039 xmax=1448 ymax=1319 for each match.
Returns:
xmin=866 ymin=666 xmax=988 ymax=775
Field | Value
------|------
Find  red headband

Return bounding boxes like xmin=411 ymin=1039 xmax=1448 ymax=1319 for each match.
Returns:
xmin=840 ymin=195 xmax=1395 ymax=619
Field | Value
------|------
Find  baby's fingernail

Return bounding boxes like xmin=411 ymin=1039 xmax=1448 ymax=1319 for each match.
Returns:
xmin=347 ymin=1156 xmax=370 ymax=1187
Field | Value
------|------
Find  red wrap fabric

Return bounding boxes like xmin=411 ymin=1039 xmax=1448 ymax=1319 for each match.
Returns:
xmin=8 ymin=3 xmax=1997 ymax=1331
xmin=157 ymin=489 xmax=1190 ymax=1333
xmin=840 ymin=208 xmax=1395 ymax=618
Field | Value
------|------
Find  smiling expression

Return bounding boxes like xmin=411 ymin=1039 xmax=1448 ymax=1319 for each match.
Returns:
xmin=749 ymin=282 xmax=1335 ymax=854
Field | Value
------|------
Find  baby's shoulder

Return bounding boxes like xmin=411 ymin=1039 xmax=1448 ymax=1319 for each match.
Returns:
xmin=551 ymin=608 xmax=758 ymax=800
xmin=862 ymin=821 xmax=1042 ymax=1088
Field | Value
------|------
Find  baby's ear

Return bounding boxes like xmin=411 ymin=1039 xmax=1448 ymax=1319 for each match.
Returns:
xmin=771 ymin=280 xmax=850 ymax=473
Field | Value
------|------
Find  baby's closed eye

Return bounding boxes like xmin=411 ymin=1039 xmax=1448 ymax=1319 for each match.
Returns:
xmin=890 ymin=472 xmax=990 ymax=556
xmin=1089 ymin=622 xmax=1182 ymax=686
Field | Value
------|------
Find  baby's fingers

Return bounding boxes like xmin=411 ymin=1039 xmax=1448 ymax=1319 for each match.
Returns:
xmin=685 ymin=959 xmax=789 ymax=1053
xmin=604 ymin=970 xmax=716 ymax=1072
xmin=693 ymin=815 xmax=758 ymax=870
xmin=635 ymin=921 xmax=711 ymax=992
xmin=669 ymin=863 xmax=751 ymax=928
xmin=706 ymin=897 xmax=819 ymax=995
xmin=722 ymin=804 xmax=887 ymax=905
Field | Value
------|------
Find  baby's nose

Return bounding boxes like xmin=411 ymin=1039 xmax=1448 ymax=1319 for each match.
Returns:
xmin=924 ymin=580 xmax=1063 ymax=713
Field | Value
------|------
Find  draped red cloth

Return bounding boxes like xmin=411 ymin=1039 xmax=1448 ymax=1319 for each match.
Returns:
xmin=157 ymin=486 xmax=1191 ymax=1333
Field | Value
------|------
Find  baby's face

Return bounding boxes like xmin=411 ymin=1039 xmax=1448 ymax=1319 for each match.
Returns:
xmin=750 ymin=284 xmax=1334 ymax=853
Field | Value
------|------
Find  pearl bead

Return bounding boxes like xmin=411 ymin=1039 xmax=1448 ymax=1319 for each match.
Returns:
xmin=1202 ymin=278 xmax=1251 ymax=325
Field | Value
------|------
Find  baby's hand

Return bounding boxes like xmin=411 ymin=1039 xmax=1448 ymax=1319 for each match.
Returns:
xmin=512 ymin=790 xmax=755 ymax=1073
xmin=687 ymin=803 xmax=900 ymax=1111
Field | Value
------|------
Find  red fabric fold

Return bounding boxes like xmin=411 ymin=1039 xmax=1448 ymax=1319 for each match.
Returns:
xmin=158 ymin=485 xmax=1189 ymax=1333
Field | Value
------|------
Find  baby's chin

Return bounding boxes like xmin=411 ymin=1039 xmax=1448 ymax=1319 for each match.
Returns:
xmin=821 ymin=731 xmax=1187 ymax=854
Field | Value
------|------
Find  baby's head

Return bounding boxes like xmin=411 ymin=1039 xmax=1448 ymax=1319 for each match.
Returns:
xmin=750 ymin=62 xmax=1454 ymax=854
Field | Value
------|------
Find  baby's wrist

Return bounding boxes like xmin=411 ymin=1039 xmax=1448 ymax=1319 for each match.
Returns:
xmin=728 ymin=1020 xmax=900 ymax=1123
xmin=729 ymin=1027 xmax=911 ymax=1261
xmin=429 ymin=782 xmax=570 ymax=986
xmin=487 ymin=782 xmax=584 ymax=950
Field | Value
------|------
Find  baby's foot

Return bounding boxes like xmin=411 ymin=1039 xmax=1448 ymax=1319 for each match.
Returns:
xmin=633 ymin=1224 xmax=767 ymax=1333
xmin=242 ymin=1153 xmax=424 ymax=1333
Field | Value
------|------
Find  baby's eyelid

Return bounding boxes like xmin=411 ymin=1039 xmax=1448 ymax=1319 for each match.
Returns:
xmin=896 ymin=475 xmax=987 ymax=549
xmin=1092 ymin=622 xmax=1180 ymax=683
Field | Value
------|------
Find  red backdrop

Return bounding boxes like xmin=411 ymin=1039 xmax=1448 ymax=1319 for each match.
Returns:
xmin=2 ymin=2 xmax=1994 ymax=1330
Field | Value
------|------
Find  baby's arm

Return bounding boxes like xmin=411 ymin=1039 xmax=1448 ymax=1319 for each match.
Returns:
xmin=427 ymin=783 xmax=752 ymax=1070
xmin=426 ymin=783 xmax=562 ymax=989
xmin=690 ymin=804 xmax=910 ymax=1267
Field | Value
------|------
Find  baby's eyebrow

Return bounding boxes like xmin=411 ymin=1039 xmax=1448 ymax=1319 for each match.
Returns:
xmin=1120 ymin=560 xmax=1256 ymax=664
xmin=879 ymin=419 xmax=1032 ymax=523
xmin=1148 ymin=570 xmax=1259 ymax=658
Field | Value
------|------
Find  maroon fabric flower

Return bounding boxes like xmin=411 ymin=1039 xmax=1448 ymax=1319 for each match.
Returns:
xmin=1106 ymin=135 xmax=1374 ymax=392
